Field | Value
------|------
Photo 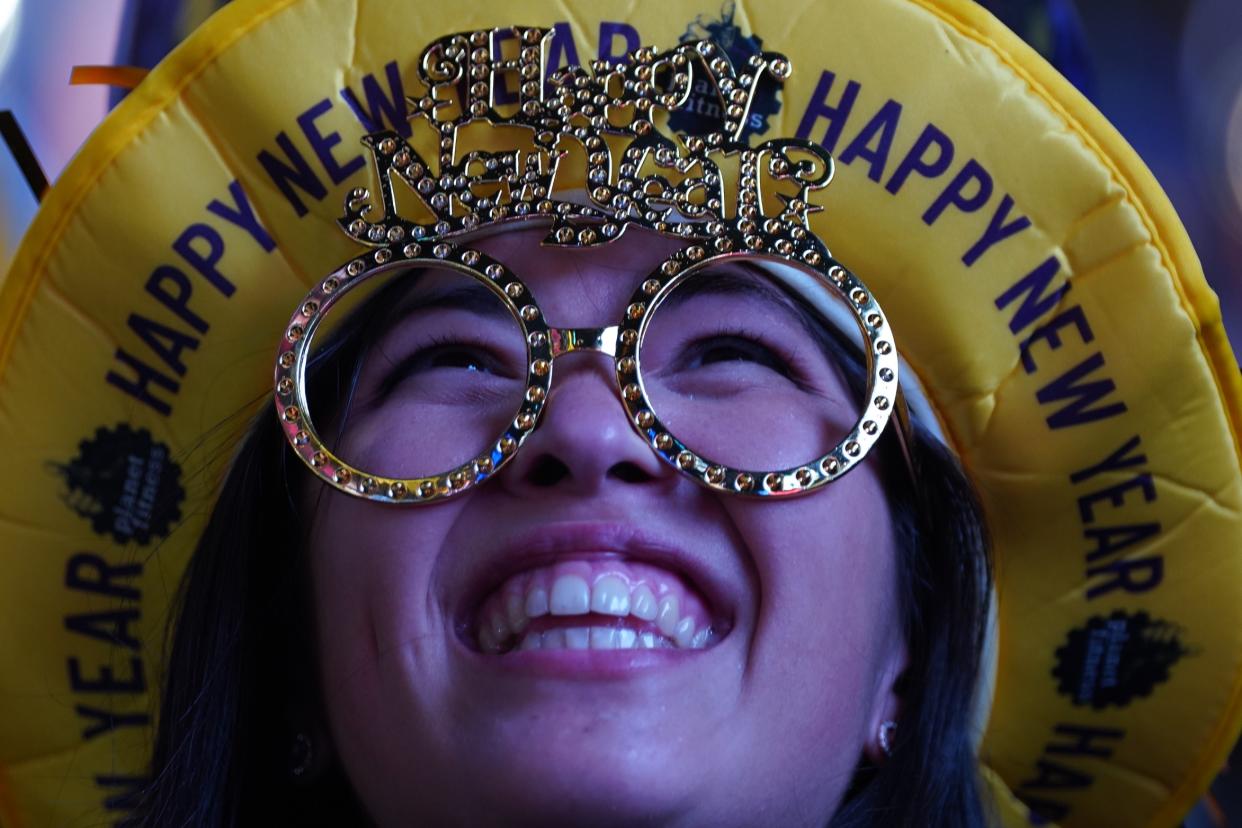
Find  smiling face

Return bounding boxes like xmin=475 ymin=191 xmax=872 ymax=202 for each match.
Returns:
xmin=306 ymin=227 xmax=907 ymax=827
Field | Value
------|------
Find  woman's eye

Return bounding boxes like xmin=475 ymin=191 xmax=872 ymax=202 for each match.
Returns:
xmin=423 ymin=346 xmax=491 ymax=372
xmin=376 ymin=342 xmax=515 ymax=398
xmin=689 ymin=335 xmax=791 ymax=375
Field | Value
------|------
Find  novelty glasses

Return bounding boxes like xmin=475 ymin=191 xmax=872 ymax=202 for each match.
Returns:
xmin=275 ymin=238 xmax=903 ymax=503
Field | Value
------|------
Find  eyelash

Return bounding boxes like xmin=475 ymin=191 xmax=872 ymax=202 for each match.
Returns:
xmin=674 ymin=325 xmax=804 ymax=380
xmin=373 ymin=333 xmax=514 ymax=399
xmin=364 ymin=318 xmax=820 ymax=405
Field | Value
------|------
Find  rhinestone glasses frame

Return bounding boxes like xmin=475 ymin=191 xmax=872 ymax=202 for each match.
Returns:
xmin=274 ymin=229 xmax=902 ymax=504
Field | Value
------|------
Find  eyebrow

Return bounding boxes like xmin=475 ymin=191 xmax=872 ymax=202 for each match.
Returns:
xmin=660 ymin=265 xmax=793 ymax=308
xmin=363 ymin=275 xmax=515 ymax=346
xmin=658 ymin=264 xmax=829 ymax=343
xmin=391 ymin=281 xmax=514 ymax=321
xmin=371 ymin=263 xmax=846 ymax=349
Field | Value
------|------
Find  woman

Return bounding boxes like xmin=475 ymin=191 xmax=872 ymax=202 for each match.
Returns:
xmin=2 ymin=4 xmax=1239 ymax=827
xmin=138 ymin=220 xmax=993 ymax=825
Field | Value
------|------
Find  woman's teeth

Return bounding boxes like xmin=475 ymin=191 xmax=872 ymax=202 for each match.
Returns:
xmin=475 ymin=567 xmax=719 ymax=654
xmin=517 ymin=626 xmax=668 ymax=652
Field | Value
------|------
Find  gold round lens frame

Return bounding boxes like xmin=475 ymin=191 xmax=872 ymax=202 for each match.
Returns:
xmin=273 ymin=25 xmax=903 ymax=503
xmin=275 ymin=236 xmax=899 ymax=503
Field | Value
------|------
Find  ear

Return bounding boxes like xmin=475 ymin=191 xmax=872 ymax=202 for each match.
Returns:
xmin=288 ymin=717 xmax=335 ymax=784
xmin=863 ymin=633 xmax=908 ymax=765
xmin=284 ymin=687 xmax=335 ymax=784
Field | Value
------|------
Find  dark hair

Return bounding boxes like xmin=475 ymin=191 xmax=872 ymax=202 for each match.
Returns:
xmin=831 ymin=418 xmax=993 ymax=826
xmin=136 ymin=257 xmax=993 ymax=827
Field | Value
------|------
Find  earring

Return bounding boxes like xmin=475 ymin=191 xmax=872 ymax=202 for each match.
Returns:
xmin=289 ymin=731 xmax=314 ymax=778
xmin=878 ymin=720 xmax=898 ymax=758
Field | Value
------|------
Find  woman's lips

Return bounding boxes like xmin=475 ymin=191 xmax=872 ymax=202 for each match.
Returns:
xmin=468 ymin=557 xmax=728 ymax=653
xmin=448 ymin=522 xmax=743 ymax=674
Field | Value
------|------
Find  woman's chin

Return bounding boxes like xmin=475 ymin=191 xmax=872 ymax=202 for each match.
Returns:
xmin=457 ymin=755 xmax=691 ymax=826
xmin=367 ymin=733 xmax=702 ymax=828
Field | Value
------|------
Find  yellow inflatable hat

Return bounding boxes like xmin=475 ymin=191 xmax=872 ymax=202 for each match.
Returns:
xmin=0 ymin=1 xmax=1239 ymax=826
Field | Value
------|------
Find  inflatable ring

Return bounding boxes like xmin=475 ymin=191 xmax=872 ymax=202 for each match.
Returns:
xmin=0 ymin=1 xmax=1238 ymax=825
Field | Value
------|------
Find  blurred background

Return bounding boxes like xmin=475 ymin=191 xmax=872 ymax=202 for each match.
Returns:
xmin=0 ymin=0 xmax=1237 ymax=823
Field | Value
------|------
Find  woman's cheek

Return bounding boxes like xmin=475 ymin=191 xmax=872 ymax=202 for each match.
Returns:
xmin=718 ymin=469 xmax=901 ymax=744
xmin=309 ymin=496 xmax=459 ymax=702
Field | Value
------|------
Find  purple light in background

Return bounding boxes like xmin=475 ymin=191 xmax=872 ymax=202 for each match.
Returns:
xmin=0 ymin=0 xmax=20 ymax=74
xmin=1228 ymin=91 xmax=1242 ymax=224
xmin=1180 ymin=0 xmax=1242 ymax=241
xmin=0 ymin=0 xmax=125 ymax=258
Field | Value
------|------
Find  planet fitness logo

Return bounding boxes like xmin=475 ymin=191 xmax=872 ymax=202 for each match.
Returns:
xmin=1052 ymin=610 xmax=1192 ymax=709
xmin=51 ymin=424 xmax=184 ymax=546
xmin=668 ymin=2 xmax=781 ymax=140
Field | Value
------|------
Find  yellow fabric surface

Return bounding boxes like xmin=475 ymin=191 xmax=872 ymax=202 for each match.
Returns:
xmin=0 ymin=1 xmax=1238 ymax=825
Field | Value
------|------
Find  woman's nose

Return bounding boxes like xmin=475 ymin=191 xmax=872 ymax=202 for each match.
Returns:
xmin=497 ymin=351 xmax=677 ymax=497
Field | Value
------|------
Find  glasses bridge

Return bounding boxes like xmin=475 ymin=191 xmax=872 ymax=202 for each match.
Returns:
xmin=548 ymin=326 xmax=619 ymax=358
